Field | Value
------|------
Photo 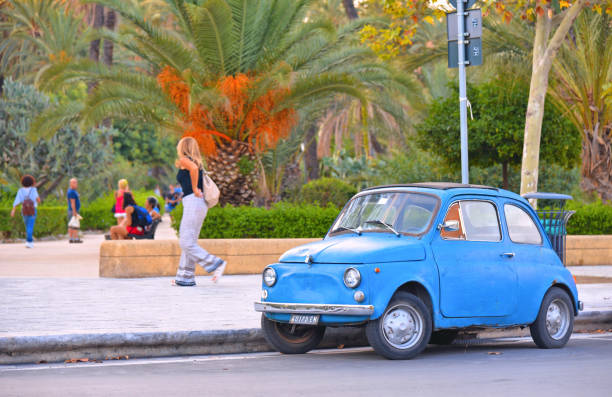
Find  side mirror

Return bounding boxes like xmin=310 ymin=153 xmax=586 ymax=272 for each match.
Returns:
xmin=438 ymin=220 xmax=459 ymax=232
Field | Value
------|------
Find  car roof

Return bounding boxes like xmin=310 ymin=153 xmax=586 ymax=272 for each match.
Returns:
xmin=360 ymin=182 xmax=525 ymax=202
xmin=363 ymin=182 xmax=498 ymax=191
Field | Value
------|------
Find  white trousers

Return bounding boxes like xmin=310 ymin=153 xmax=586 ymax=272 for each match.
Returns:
xmin=175 ymin=194 xmax=222 ymax=283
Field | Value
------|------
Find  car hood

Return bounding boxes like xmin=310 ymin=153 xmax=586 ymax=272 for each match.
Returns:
xmin=279 ymin=234 xmax=426 ymax=264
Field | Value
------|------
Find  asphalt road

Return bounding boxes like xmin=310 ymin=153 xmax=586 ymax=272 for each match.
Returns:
xmin=1 ymin=334 xmax=611 ymax=397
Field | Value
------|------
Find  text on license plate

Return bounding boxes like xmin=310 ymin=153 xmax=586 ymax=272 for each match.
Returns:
xmin=289 ymin=314 xmax=320 ymax=325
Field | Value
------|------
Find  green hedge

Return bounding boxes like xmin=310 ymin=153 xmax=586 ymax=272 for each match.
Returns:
xmin=169 ymin=200 xmax=612 ymax=238
xmin=299 ymin=177 xmax=357 ymax=208
xmin=80 ymin=189 xmax=163 ymax=231
xmin=3 ymin=197 xmax=611 ymax=239
xmin=170 ymin=203 xmax=341 ymax=238
xmin=566 ymin=201 xmax=612 ymax=235
xmin=0 ymin=207 xmax=67 ymax=239
xmin=0 ymin=190 xmax=163 ymax=237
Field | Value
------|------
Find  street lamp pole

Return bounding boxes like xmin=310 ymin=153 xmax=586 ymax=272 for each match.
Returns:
xmin=456 ymin=0 xmax=469 ymax=184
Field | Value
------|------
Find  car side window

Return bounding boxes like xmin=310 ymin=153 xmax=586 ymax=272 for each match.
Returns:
xmin=460 ymin=201 xmax=501 ymax=242
xmin=440 ymin=202 xmax=466 ymax=240
xmin=504 ymin=204 xmax=542 ymax=245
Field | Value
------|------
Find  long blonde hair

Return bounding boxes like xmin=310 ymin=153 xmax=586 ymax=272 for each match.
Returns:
xmin=176 ymin=137 xmax=203 ymax=169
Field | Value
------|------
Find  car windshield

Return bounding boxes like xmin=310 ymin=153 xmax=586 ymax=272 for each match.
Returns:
xmin=330 ymin=192 xmax=439 ymax=236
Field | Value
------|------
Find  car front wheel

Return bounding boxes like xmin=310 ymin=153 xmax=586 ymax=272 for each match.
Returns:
xmin=530 ymin=287 xmax=574 ymax=349
xmin=261 ymin=314 xmax=326 ymax=354
xmin=366 ymin=291 xmax=432 ymax=360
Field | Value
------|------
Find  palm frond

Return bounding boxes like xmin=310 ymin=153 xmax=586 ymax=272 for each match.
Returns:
xmin=188 ymin=0 xmax=234 ymax=76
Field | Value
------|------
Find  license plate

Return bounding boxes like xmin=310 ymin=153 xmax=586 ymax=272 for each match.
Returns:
xmin=289 ymin=314 xmax=320 ymax=325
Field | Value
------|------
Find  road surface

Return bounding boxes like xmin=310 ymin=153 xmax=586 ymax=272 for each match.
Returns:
xmin=1 ymin=333 xmax=611 ymax=397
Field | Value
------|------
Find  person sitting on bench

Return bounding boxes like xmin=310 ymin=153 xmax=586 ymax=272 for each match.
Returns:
xmin=109 ymin=192 xmax=152 ymax=240
xmin=145 ymin=196 xmax=161 ymax=233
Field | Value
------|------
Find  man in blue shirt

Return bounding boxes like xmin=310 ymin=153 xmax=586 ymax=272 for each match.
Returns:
xmin=67 ymin=177 xmax=82 ymax=243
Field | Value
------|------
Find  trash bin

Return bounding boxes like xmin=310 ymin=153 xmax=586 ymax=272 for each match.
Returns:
xmin=523 ymin=193 xmax=575 ymax=266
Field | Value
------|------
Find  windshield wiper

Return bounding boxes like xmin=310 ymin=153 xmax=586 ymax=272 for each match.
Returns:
xmin=331 ymin=226 xmax=362 ymax=235
xmin=365 ymin=220 xmax=400 ymax=237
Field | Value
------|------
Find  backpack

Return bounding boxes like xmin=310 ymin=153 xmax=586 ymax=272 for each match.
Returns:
xmin=132 ymin=205 xmax=152 ymax=227
xmin=22 ymin=188 xmax=36 ymax=216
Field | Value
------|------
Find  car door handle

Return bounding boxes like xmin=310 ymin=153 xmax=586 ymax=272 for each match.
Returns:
xmin=501 ymin=252 xmax=515 ymax=258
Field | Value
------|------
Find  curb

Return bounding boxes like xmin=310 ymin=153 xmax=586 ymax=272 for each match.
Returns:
xmin=1 ymin=311 xmax=610 ymax=365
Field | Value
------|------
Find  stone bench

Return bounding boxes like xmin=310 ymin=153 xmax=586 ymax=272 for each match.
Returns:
xmin=99 ymin=235 xmax=612 ymax=278
xmin=99 ymin=238 xmax=319 ymax=278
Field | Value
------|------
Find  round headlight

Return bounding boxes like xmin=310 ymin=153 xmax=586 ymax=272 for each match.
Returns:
xmin=263 ymin=267 xmax=277 ymax=287
xmin=344 ymin=267 xmax=361 ymax=289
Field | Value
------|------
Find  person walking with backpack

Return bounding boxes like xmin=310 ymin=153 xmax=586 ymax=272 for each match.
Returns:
xmin=173 ymin=137 xmax=226 ymax=286
xmin=109 ymin=192 xmax=152 ymax=240
xmin=10 ymin=175 xmax=41 ymax=248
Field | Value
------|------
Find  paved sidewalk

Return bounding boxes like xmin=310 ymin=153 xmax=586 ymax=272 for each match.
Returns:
xmin=0 ymin=214 xmax=177 ymax=278
xmin=0 ymin=276 xmax=260 ymax=337
xmin=1 ymin=276 xmax=609 ymax=338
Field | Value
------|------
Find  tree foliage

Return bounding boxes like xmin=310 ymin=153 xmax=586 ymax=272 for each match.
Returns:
xmin=0 ymin=78 xmax=113 ymax=199
xmin=360 ymin=0 xmax=612 ymax=59
xmin=416 ymin=78 xmax=580 ymax=187
xmin=549 ymin=10 xmax=612 ymax=200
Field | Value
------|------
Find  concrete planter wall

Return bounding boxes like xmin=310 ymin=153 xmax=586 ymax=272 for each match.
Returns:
xmin=99 ymin=238 xmax=319 ymax=278
xmin=99 ymin=235 xmax=612 ymax=278
xmin=566 ymin=235 xmax=612 ymax=266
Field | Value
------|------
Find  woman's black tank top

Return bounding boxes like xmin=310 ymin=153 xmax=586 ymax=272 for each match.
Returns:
xmin=176 ymin=168 xmax=203 ymax=196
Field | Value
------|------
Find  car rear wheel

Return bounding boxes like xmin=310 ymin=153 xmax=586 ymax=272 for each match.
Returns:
xmin=261 ymin=314 xmax=326 ymax=354
xmin=366 ymin=291 xmax=432 ymax=360
xmin=530 ymin=287 xmax=574 ymax=349
xmin=429 ymin=329 xmax=459 ymax=345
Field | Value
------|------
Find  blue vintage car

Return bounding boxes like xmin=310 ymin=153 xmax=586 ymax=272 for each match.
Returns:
xmin=254 ymin=183 xmax=582 ymax=359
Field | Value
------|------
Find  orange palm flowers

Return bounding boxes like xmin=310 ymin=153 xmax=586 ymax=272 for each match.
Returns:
xmin=157 ymin=66 xmax=296 ymax=156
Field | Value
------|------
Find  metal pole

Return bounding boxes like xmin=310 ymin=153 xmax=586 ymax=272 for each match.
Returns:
xmin=456 ymin=0 xmax=469 ymax=184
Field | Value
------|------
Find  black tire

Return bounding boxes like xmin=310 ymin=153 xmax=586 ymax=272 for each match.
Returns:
xmin=429 ymin=329 xmax=459 ymax=345
xmin=366 ymin=291 xmax=432 ymax=360
xmin=261 ymin=314 xmax=326 ymax=354
xmin=530 ymin=287 xmax=574 ymax=349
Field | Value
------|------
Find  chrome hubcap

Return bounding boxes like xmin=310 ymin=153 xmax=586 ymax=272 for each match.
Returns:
xmin=381 ymin=305 xmax=423 ymax=349
xmin=546 ymin=298 xmax=570 ymax=340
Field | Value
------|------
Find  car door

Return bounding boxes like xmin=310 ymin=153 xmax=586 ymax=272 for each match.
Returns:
xmin=501 ymin=201 xmax=554 ymax=321
xmin=431 ymin=197 xmax=518 ymax=318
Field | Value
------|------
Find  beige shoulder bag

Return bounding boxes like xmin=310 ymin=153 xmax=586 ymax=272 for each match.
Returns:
xmin=201 ymin=169 xmax=220 ymax=208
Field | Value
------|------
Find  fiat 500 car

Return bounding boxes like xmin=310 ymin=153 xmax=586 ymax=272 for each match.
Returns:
xmin=254 ymin=183 xmax=582 ymax=360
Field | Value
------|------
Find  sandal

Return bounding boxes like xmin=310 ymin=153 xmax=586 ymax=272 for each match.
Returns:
xmin=172 ymin=280 xmax=196 ymax=287
xmin=211 ymin=261 xmax=227 ymax=283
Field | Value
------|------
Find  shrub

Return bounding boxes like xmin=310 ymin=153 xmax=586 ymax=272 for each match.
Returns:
xmin=566 ymin=201 xmax=612 ymax=235
xmin=170 ymin=203 xmax=341 ymax=238
xmin=0 ymin=207 xmax=67 ymax=239
xmin=0 ymin=189 xmax=163 ymax=238
xmin=299 ymin=177 xmax=357 ymax=208
xmin=81 ymin=189 xmax=164 ymax=230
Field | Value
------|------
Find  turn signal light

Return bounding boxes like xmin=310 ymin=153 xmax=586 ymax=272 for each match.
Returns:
xmin=374 ymin=267 xmax=380 ymax=273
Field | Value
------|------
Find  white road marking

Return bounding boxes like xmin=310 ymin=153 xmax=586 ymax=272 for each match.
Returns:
xmin=1 ymin=333 xmax=610 ymax=373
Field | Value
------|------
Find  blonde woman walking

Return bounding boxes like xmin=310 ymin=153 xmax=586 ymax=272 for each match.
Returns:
xmin=173 ymin=137 xmax=226 ymax=286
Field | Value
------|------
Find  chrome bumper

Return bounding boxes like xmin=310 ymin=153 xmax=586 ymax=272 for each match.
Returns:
xmin=254 ymin=301 xmax=374 ymax=316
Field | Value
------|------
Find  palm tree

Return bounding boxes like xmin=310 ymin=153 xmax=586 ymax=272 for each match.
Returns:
xmin=549 ymin=11 xmax=612 ymax=201
xmin=32 ymin=0 xmax=401 ymax=205
xmin=0 ymin=0 xmax=90 ymax=83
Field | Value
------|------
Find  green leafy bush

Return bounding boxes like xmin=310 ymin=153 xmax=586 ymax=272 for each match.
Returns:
xmin=299 ymin=177 xmax=357 ymax=208
xmin=0 ymin=207 xmax=67 ymax=239
xmin=81 ymin=190 xmax=164 ymax=230
xmin=171 ymin=203 xmax=341 ymax=238
xmin=566 ymin=201 xmax=612 ymax=235
xmin=0 ymin=189 xmax=163 ymax=238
